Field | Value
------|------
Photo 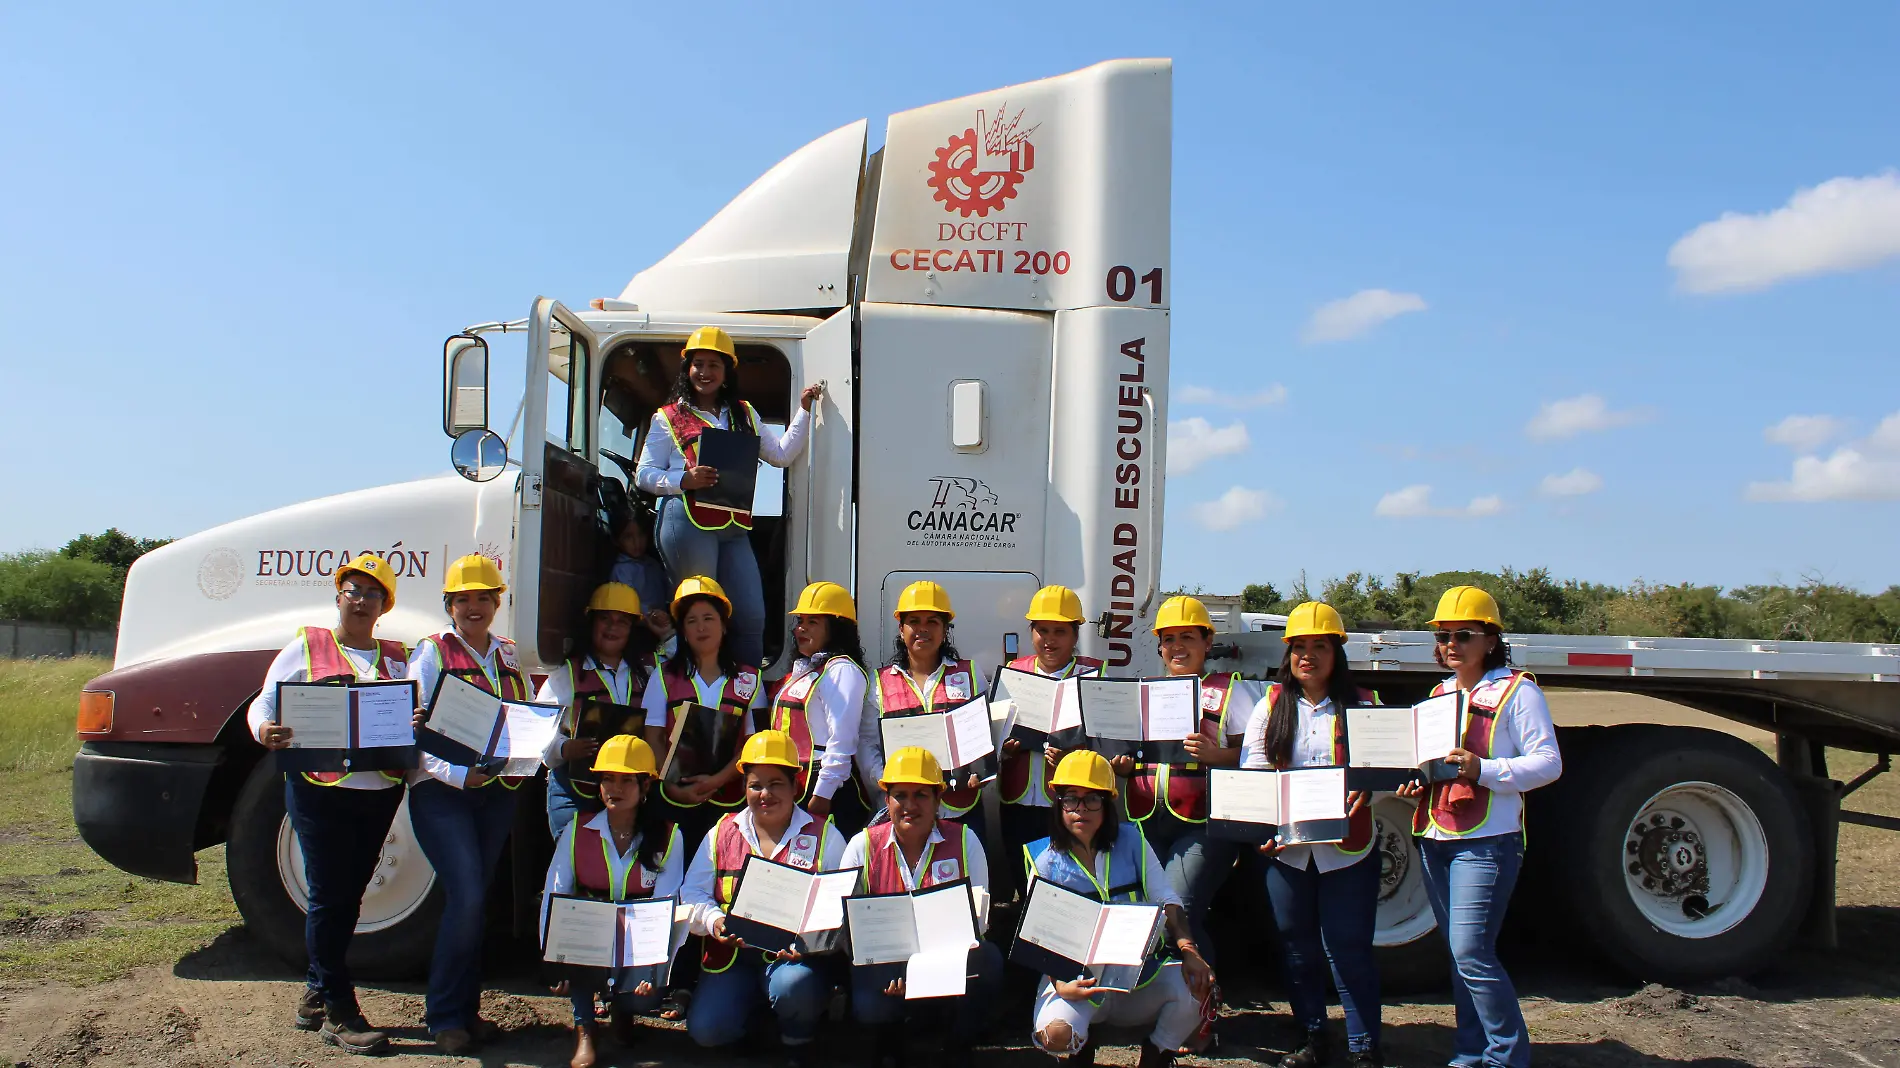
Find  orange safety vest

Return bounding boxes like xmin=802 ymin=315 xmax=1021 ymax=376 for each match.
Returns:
xmin=421 ymin=631 xmax=531 ymax=789
xmin=703 ymin=810 xmax=833 ymax=972
xmin=1261 ymin=682 xmax=1376 ymax=857
xmin=998 ymin=654 xmax=1105 ymax=806
xmin=1124 ymin=672 xmax=1240 ymax=824
xmin=876 ymin=660 xmax=980 ymax=818
xmin=1412 ymin=671 xmax=1530 ymax=837
xmin=861 ymin=819 xmax=971 ymax=894
xmin=659 ymin=665 xmax=760 ymax=811
xmin=770 ymin=655 xmax=870 ymax=806
xmin=296 ymin=627 xmax=409 ymax=788
xmin=662 ymin=400 xmax=762 ymax=532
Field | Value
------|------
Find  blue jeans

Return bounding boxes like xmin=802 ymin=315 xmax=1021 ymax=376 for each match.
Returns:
xmin=1139 ymin=805 xmax=1238 ymax=967
xmin=687 ymin=954 xmax=829 ymax=1047
xmin=1420 ymin=834 xmax=1529 ymax=1068
xmin=850 ymin=940 xmax=1003 ymax=1046
xmin=569 ymin=964 xmax=665 ymax=1026
xmin=546 ymin=766 xmax=591 ymax=840
xmin=657 ymin=497 xmax=766 ymax=668
xmin=408 ymin=778 xmax=519 ymax=1034
xmin=1265 ymin=853 xmax=1382 ymax=1052
xmin=283 ymin=777 xmax=403 ymax=1017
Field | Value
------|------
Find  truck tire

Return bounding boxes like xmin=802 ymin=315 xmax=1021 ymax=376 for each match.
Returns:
xmin=226 ymin=762 xmax=443 ymax=979
xmin=1554 ymin=726 xmax=1812 ymax=982
xmin=1370 ymin=794 xmax=1448 ymax=991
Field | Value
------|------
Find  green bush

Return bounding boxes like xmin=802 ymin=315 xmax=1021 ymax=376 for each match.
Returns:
xmin=0 ymin=552 xmax=123 ymax=628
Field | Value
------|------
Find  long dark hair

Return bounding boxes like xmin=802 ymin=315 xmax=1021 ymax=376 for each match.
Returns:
xmin=573 ymin=609 xmax=657 ymax=689
xmin=1048 ymin=791 xmax=1120 ymax=855
xmin=1266 ymin=635 xmax=1364 ymax=768
xmin=627 ymin=778 xmax=675 ymax=872
xmin=667 ymin=348 xmax=740 ymax=415
xmin=887 ymin=616 xmax=961 ymax=669
xmin=1431 ymin=623 xmax=1512 ymax=673
xmin=812 ymin=618 xmax=868 ymax=672
xmin=668 ymin=594 xmax=744 ymax=679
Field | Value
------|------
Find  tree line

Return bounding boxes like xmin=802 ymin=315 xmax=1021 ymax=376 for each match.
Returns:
xmin=0 ymin=530 xmax=172 ymax=629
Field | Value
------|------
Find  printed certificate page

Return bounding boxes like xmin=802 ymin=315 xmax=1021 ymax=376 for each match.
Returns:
xmin=881 ymin=714 xmax=954 ymax=775
xmin=946 ymin=696 xmax=995 ymax=766
xmin=277 ymin=685 xmax=349 ymax=751
xmin=730 ymin=858 xmax=815 ymax=934
xmin=351 ymin=682 xmax=418 ymax=749
xmin=1344 ymin=706 xmax=1418 ymax=768
xmin=845 ymin=896 xmax=919 ymax=965
xmin=905 ymin=946 xmax=969 ymax=999
xmin=1141 ymin=677 xmax=1198 ymax=740
xmin=494 ymin=701 xmax=562 ymax=760
xmin=1017 ymin=879 xmax=1102 ymax=963
xmin=1077 ymin=679 xmax=1144 ymax=741
xmin=1208 ymin=768 xmax=1283 ymax=826
xmin=427 ymin=673 xmax=502 ymax=754
xmin=543 ymin=897 xmax=618 ymax=967
xmin=617 ymin=898 xmax=678 ymax=968
xmin=1283 ymin=768 xmax=1348 ymax=823
xmin=911 ymin=882 xmax=977 ymax=953
xmin=1089 ymin=902 xmax=1162 ymax=966
xmin=996 ymin=669 xmax=1060 ymax=734
xmin=1050 ymin=679 xmax=1083 ymax=733
xmin=1411 ymin=693 xmax=1462 ymax=765
xmin=804 ymin=870 xmax=860 ymax=933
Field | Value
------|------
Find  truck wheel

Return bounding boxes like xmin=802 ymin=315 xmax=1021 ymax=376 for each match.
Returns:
xmin=1559 ymin=728 xmax=1812 ymax=982
xmin=226 ymin=762 xmax=442 ymax=979
xmin=1370 ymin=794 xmax=1448 ymax=991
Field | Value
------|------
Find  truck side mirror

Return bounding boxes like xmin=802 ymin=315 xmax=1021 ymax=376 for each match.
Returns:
xmin=443 ymin=333 xmax=489 ymax=436
xmin=451 ymin=428 xmax=508 ymax=482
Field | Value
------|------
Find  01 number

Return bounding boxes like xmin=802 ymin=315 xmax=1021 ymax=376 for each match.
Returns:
xmin=1105 ymin=265 xmax=1164 ymax=304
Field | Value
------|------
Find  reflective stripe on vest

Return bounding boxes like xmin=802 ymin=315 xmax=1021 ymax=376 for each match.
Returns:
xmin=424 ymin=631 xmax=531 ymax=789
xmin=659 ymin=665 xmax=760 ymax=810
xmin=1126 ymin=672 xmax=1238 ymax=824
xmin=876 ymin=661 xmax=980 ymax=817
xmin=1412 ymin=671 xmax=1528 ymax=837
xmin=703 ymin=811 xmax=834 ymax=972
xmin=771 ymin=656 xmax=870 ymax=806
xmin=572 ymin=821 xmax=674 ymax=901
xmin=555 ymin=659 xmax=627 ymax=802
xmin=297 ymin=626 xmax=409 ymax=787
xmin=1027 ymin=828 xmax=1167 ymax=990
xmin=862 ymin=819 xmax=969 ymax=895
xmin=1260 ymin=682 xmax=1375 ymax=857
xmin=662 ymin=400 xmax=761 ymax=532
xmin=999 ymin=655 xmax=1105 ymax=806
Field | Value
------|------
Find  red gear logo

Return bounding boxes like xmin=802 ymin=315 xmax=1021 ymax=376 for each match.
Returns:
xmin=926 ymin=106 xmax=1039 ymax=218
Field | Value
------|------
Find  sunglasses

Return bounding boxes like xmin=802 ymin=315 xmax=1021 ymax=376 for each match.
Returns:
xmin=1434 ymin=629 xmax=1486 ymax=645
xmin=1057 ymin=794 xmax=1105 ymax=812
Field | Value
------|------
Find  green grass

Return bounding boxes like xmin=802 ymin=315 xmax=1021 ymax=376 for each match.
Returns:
xmin=0 ymin=657 xmax=240 ymax=985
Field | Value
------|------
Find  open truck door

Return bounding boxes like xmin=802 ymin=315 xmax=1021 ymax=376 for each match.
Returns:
xmin=789 ymin=307 xmax=856 ymax=614
xmin=517 ymin=297 xmax=603 ymax=669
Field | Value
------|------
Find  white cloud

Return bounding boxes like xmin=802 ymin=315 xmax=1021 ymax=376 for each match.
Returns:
xmin=1301 ymin=289 xmax=1428 ymax=343
xmin=1668 ymin=172 xmax=1900 ymax=294
xmin=1764 ymin=414 xmax=1848 ymax=453
xmin=1748 ymin=411 xmax=1900 ymax=502
xmin=1177 ymin=383 xmax=1288 ymax=409
xmin=1192 ymin=486 xmax=1280 ymax=531
xmin=1539 ymin=467 xmax=1604 ymax=496
xmin=1375 ymin=484 xmax=1504 ymax=518
xmin=1524 ymin=394 xmax=1647 ymax=440
xmin=1167 ymin=417 xmax=1250 ymax=475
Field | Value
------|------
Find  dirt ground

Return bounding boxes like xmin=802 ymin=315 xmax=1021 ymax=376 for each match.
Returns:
xmin=3 ymin=693 xmax=1898 ymax=1068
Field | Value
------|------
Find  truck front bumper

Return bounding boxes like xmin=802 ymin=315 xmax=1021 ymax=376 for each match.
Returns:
xmin=73 ymin=741 xmax=224 ymax=885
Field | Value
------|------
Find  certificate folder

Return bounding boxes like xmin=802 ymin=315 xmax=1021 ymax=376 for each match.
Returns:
xmin=541 ymin=893 xmax=690 ymax=985
xmin=661 ymin=701 xmax=744 ymax=788
xmin=1343 ymin=691 xmax=1466 ymax=792
xmin=692 ymin=427 xmax=760 ymax=512
xmin=724 ymin=855 xmax=862 ymax=955
xmin=272 ymin=679 xmax=420 ymax=773
xmin=571 ymin=698 xmax=645 ymax=744
xmin=877 ymin=696 xmax=999 ymax=785
xmin=1009 ymin=877 xmax=1164 ymax=994
xmin=843 ymin=879 xmax=982 ymax=999
xmin=418 ymin=671 xmax=562 ymax=776
xmin=992 ymin=668 xmax=1062 ymax=747
xmin=1207 ymin=767 xmax=1351 ymax=846
xmin=1075 ymin=676 xmax=1198 ymax=765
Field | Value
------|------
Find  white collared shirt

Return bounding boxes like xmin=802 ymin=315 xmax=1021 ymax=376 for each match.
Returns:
xmin=858 ymin=658 xmax=984 ymax=787
xmin=245 ymin=634 xmax=398 ymax=791
xmin=406 ymin=630 xmax=509 ymax=790
xmin=680 ymin=806 xmax=849 ymax=935
xmin=639 ymin=667 xmax=765 ymax=730
xmin=633 ymin=403 xmax=810 ymax=497
xmin=778 ymin=656 xmax=867 ymax=801
xmin=1419 ymin=667 xmax=1563 ymax=841
xmin=839 ymin=822 xmax=993 ymax=930
xmin=538 ymin=656 xmax=642 ymax=769
xmin=540 ymin=809 xmax=688 ymax=940
xmin=1242 ymin=689 xmax=1362 ymax=873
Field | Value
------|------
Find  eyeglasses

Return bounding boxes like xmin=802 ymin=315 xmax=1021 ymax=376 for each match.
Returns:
xmin=1056 ymin=794 xmax=1105 ymax=812
xmin=339 ymin=586 xmax=386 ymax=603
xmin=1434 ymin=629 xmax=1485 ymax=645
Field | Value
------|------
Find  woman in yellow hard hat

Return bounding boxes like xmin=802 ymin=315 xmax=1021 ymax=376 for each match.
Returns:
xmin=641 ymin=576 xmax=764 ymax=856
xmin=1240 ymin=603 xmax=1382 ymax=1068
xmin=541 ymin=735 xmax=683 ymax=1068
xmin=999 ymin=585 xmax=1105 ymax=894
xmin=771 ymin=581 xmax=872 ymax=836
xmin=681 ymin=730 xmax=847 ymax=1066
xmin=1028 ymin=752 xmax=1212 ymax=1068
xmin=838 ymin=746 xmax=1001 ymax=1068
xmin=539 ymin=582 xmax=659 ymax=840
xmin=1125 ymin=594 xmax=1261 ymax=972
xmin=404 ymin=553 xmax=533 ymax=1054
xmin=1394 ymin=587 xmax=1560 ymax=1068
xmin=245 ymin=553 xmax=406 ymax=1054
xmin=868 ymin=580 xmax=986 ymax=834
xmin=634 ymin=325 xmax=824 ymax=668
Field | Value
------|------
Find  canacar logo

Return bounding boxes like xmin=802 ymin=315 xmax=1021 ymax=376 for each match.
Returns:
xmin=927 ymin=105 xmax=1039 ymax=218
xmin=909 ymin=476 xmax=1020 ymax=547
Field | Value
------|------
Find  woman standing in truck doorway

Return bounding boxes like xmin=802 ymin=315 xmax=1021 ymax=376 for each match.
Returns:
xmin=1241 ymin=602 xmax=1383 ymax=1068
xmin=1396 ymin=586 xmax=1561 ymax=1068
xmin=863 ymin=581 xmax=987 ymax=838
xmin=998 ymin=585 xmax=1104 ymax=892
xmin=634 ymin=326 xmax=822 ymax=668
xmin=771 ymin=581 xmax=871 ymax=837
xmin=404 ymin=553 xmax=530 ymax=1056
xmin=539 ymin=582 xmax=656 ymax=839
xmin=247 ymin=553 xmax=405 ymax=1056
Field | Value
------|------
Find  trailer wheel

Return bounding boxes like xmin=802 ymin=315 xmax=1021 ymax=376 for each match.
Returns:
xmin=1560 ymin=728 xmax=1811 ymax=981
xmin=1370 ymin=794 xmax=1448 ymax=991
xmin=226 ymin=761 xmax=442 ymax=979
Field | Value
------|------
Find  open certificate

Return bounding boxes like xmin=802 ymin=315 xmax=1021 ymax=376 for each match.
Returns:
xmin=724 ymin=855 xmax=862 ymax=955
xmin=542 ymin=894 xmax=687 ymax=982
xmin=844 ymin=879 xmax=982 ymax=999
xmin=1208 ymin=767 xmax=1351 ymax=846
xmin=419 ymin=671 xmax=562 ymax=776
xmin=1075 ymin=676 xmax=1199 ymax=763
xmin=273 ymin=680 xmax=419 ymax=774
xmin=993 ymin=667 xmax=1060 ymax=743
xmin=878 ymin=695 xmax=997 ymax=783
xmin=1343 ymin=691 xmax=1466 ymax=791
xmin=1009 ymin=877 xmax=1164 ymax=993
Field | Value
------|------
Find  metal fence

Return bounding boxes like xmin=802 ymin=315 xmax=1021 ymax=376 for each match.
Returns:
xmin=0 ymin=620 xmax=117 ymax=659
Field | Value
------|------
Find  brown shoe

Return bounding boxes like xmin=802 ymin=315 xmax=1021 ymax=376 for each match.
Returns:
xmin=470 ymin=1016 xmax=501 ymax=1043
xmin=294 ymin=988 xmax=325 ymax=1031
xmin=320 ymin=1014 xmax=390 ymax=1056
xmin=570 ymin=1023 xmax=599 ymax=1068
xmin=433 ymin=1027 xmax=476 ymax=1055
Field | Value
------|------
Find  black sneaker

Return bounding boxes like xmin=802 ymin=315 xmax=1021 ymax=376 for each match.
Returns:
xmin=320 ymin=1014 xmax=390 ymax=1055
xmin=1345 ymin=1048 xmax=1384 ymax=1068
xmin=294 ymin=988 xmax=325 ymax=1031
xmin=1136 ymin=1041 xmax=1176 ymax=1068
xmin=1280 ymin=1027 xmax=1332 ymax=1068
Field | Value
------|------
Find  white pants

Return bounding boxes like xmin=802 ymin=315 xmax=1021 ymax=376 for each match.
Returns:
xmin=1031 ymin=964 xmax=1198 ymax=1054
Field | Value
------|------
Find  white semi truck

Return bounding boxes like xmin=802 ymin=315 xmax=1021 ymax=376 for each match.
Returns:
xmin=72 ymin=60 xmax=1897 ymax=986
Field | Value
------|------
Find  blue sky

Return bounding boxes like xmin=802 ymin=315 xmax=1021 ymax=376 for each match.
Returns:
xmin=2 ymin=4 xmax=1896 ymax=596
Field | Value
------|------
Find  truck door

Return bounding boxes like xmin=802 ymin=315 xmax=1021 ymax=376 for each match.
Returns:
xmin=787 ymin=307 xmax=855 ymax=633
xmin=516 ymin=298 xmax=603 ymax=668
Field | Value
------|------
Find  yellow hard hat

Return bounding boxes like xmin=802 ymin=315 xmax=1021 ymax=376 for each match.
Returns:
xmin=334 ymin=553 xmax=398 ymax=610
xmin=1283 ymin=601 xmax=1347 ymax=642
xmin=672 ymin=575 xmax=732 ymax=617
xmin=442 ymin=553 xmax=507 ymax=595
xmin=1152 ymin=594 xmax=1213 ymax=634
xmin=1026 ymin=585 xmax=1085 ymax=624
xmin=879 ymin=746 xmax=944 ymax=789
xmin=683 ymin=325 xmax=737 ymax=363
xmin=586 ymin=582 xmax=642 ymax=616
xmin=739 ymin=729 xmax=801 ymax=770
xmin=1049 ymin=750 xmax=1118 ymax=797
xmin=894 ymin=580 xmax=955 ymax=620
xmin=789 ymin=581 xmax=857 ymax=622
xmin=1430 ymin=585 xmax=1503 ymax=628
xmin=592 ymin=734 xmax=658 ymax=776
